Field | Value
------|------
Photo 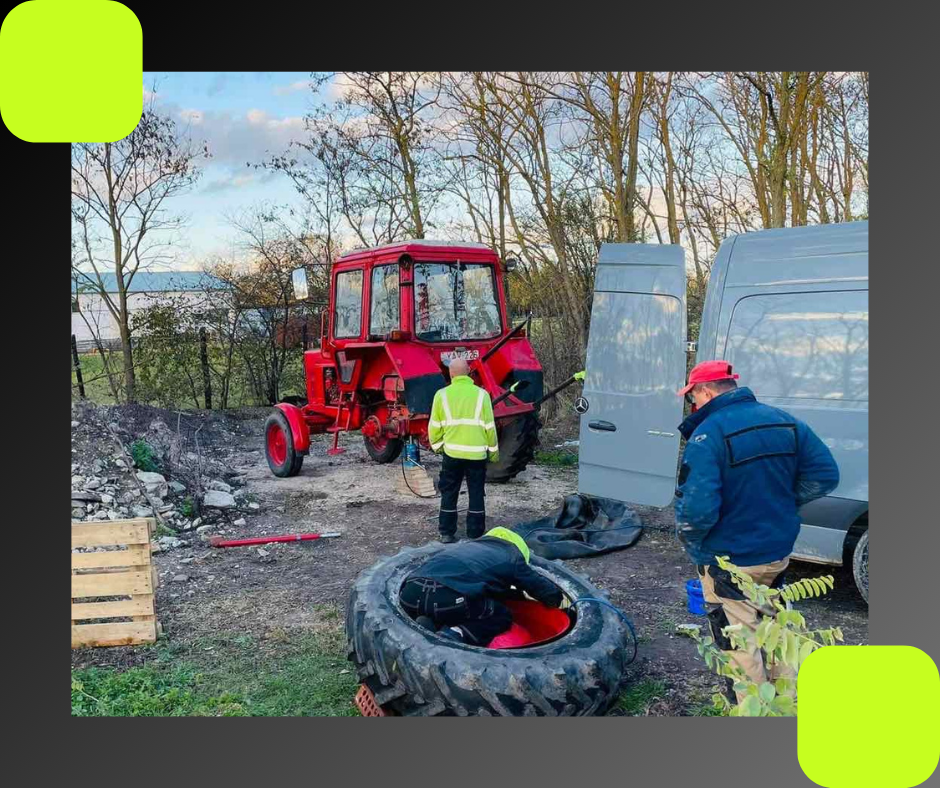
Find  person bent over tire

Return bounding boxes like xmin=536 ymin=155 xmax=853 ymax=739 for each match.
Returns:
xmin=399 ymin=527 xmax=562 ymax=645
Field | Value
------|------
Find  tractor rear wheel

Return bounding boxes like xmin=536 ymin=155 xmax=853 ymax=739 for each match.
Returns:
xmin=486 ymin=412 xmax=542 ymax=483
xmin=364 ymin=433 xmax=404 ymax=464
xmin=264 ymin=411 xmax=303 ymax=478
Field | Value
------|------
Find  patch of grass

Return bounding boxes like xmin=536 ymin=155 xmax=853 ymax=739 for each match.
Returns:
xmin=615 ymin=679 xmax=668 ymax=716
xmin=534 ymin=449 xmax=578 ymax=467
xmin=312 ymin=602 xmax=341 ymax=622
xmin=72 ymin=630 xmax=358 ymax=717
xmin=71 ymin=666 xmax=247 ymax=717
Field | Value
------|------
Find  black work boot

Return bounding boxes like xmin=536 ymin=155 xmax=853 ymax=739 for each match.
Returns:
xmin=439 ymin=533 xmax=457 ymax=544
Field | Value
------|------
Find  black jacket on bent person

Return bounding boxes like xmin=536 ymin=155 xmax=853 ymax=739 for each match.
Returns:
xmin=406 ymin=537 xmax=563 ymax=607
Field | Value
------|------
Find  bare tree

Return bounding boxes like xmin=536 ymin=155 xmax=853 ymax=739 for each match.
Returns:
xmin=304 ymin=72 xmax=443 ymax=243
xmin=220 ymin=208 xmax=325 ymax=405
xmin=71 ymin=104 xmax=205 ymax=401
xmin=684 ymin=72 xmax=828 ymax=228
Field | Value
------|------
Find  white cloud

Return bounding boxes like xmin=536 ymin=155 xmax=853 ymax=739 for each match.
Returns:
xmin=246 ymin=108 xmax=267 ymax=125
xmin=201 ymin=171 xmax=273 ymax=194
xmin=273 ymin=80 xmax=312 ymax=96
xmin=323 ymin=73 xmax=355 ymax=102
xmin=159 ymin=104 xmax=306 ymax=166
xmin=179 ymin=108 xmax=204 ymax=126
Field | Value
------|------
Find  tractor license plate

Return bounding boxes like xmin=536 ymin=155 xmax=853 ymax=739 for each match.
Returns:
xmin=441 ymin=349 xmax=479 ymax=363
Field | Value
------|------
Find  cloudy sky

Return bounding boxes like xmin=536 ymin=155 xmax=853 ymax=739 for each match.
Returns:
xmin=142 ymin=72 xmax=326 ymax=268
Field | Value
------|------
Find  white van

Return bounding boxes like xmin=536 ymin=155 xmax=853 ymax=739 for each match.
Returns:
xmin=577 ymin=222 xmax=869 ymax=600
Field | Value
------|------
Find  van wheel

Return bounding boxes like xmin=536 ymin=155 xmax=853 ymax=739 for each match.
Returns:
xmin=852 ymin=530 xmax=868 ymax=604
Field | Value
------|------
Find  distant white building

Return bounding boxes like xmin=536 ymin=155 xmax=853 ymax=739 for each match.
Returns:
xmin=71 ymin=271 xmax=225 ymax=350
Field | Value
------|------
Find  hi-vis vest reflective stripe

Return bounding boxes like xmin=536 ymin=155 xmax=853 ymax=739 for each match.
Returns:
xmin=428 ymin=376 xmax=499 ymax=460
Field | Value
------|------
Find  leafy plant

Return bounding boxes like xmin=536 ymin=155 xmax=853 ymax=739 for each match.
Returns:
xmin=179 ymin=497 xmax=195 ymax=518
xmin=130 ymin=439 xmax=160 ymax=473
xmin=691 ymin=555 xmax=844 ymax=717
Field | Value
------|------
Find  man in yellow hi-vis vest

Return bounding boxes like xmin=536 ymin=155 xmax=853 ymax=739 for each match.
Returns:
xmin=428 ymin=358 xmax=499 ymax=543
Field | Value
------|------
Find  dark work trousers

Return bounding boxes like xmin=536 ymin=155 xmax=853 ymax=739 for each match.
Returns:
xmin=399 ymin=577 xmax=513 ymax=645
xmin=438 ymin=453 xmax=487 ymax=539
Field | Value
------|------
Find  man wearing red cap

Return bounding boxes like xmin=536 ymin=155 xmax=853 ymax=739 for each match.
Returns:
xmin=675 ymin=360 xmax=839 ymax=704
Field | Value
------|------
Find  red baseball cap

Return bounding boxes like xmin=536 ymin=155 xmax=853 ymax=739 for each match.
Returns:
xmin=677 ymin=360 xmax=739 ymax=396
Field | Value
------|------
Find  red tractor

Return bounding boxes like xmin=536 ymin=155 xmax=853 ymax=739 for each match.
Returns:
xmin=264 ymin=240 xmax=546 ymax=483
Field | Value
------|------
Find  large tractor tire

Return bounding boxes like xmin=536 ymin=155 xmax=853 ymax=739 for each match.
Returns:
xmin=345 ymin=542 xmax=630 ymax=717
xmin=486 ymin=412 xmax=542 ymax=483
xmin=852 ymin=529 xmax=868 ymax=604
xmin=264 ymin=411 xmax=304 ymax=478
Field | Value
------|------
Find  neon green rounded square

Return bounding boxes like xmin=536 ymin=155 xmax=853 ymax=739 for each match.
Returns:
xmin=799 ymin=646 xmax=939 ymax=788
xmin=0 ymin=1 xmax=142 ymax=142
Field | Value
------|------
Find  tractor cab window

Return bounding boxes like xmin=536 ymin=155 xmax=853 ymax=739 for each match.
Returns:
xmin=334 ymin=269 xmax=363 ymax=339
xmin=369 ymin=265 xmax=400 ymax=337
xmin=413 ymin=262 xmax=501 ymax=342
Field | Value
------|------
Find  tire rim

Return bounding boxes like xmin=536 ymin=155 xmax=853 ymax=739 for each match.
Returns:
xmin=267 ymin=423 xmax=288 ymax=466
xmin=365 ymin=417 xmax=390 ymax=451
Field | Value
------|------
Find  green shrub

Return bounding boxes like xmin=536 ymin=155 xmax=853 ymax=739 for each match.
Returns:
xmin=130 ymin=439 xmax=160 ymax=472
xmin=692 ymin=555 xmax=844 ymax=717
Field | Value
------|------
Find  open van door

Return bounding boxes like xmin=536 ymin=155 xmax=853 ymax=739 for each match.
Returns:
xmin=578 ymin=244 xmax=687 ymax=507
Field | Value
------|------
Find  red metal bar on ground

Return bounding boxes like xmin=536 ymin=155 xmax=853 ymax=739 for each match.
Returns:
xmin=208 ymin=532 xmax=341 ymax=548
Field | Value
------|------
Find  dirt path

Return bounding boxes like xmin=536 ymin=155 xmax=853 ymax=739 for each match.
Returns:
xmin=72 ymin=409 xmax=868 ymax=715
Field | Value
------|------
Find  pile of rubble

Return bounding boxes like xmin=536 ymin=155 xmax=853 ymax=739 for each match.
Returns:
xmin=70 ymin=401 xmax=260 ymax=552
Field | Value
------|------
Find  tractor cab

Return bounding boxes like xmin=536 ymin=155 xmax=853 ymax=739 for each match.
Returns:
xmin=319 ymin=240 xmax=507 ymax=354
xmin=269 ymin=240 xmax=543 ymax=483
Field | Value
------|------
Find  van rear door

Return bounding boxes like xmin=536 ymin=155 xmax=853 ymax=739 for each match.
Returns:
xmin=578 ymin=244 xmax=687 ymax=507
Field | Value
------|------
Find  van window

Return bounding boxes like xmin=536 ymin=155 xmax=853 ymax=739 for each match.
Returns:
xmin=334 ymin=270 xmax=363 ymax=339
xmin=724 ymin=291 xmax=868 ymax=401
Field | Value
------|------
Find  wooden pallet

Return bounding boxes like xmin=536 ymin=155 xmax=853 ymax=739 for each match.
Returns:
xmin=394 ymin=465 xmax=438 ymax=498
xmin=72 ymin=518 xmax=161 ymax=648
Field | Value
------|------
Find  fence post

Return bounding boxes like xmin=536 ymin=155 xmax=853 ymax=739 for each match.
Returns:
xmin=200 ymin=327 xmax=212 ymax=410
xmin=71 ymin=334 xmax=85 ymax=399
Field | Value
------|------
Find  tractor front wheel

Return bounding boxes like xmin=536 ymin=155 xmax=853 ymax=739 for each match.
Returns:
xmin=265 ymin=411 xmax=304 ymax=477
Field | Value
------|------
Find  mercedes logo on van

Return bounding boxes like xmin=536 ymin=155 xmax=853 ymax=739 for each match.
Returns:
xmin=574 ymin=397 xmax=589 ymax=414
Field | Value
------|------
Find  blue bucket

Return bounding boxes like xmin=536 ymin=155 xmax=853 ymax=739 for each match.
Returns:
xmin=404 ymin=443 xmax=420 ymax=468
xmin=686 ymin=579 xmax=706 ymax=616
